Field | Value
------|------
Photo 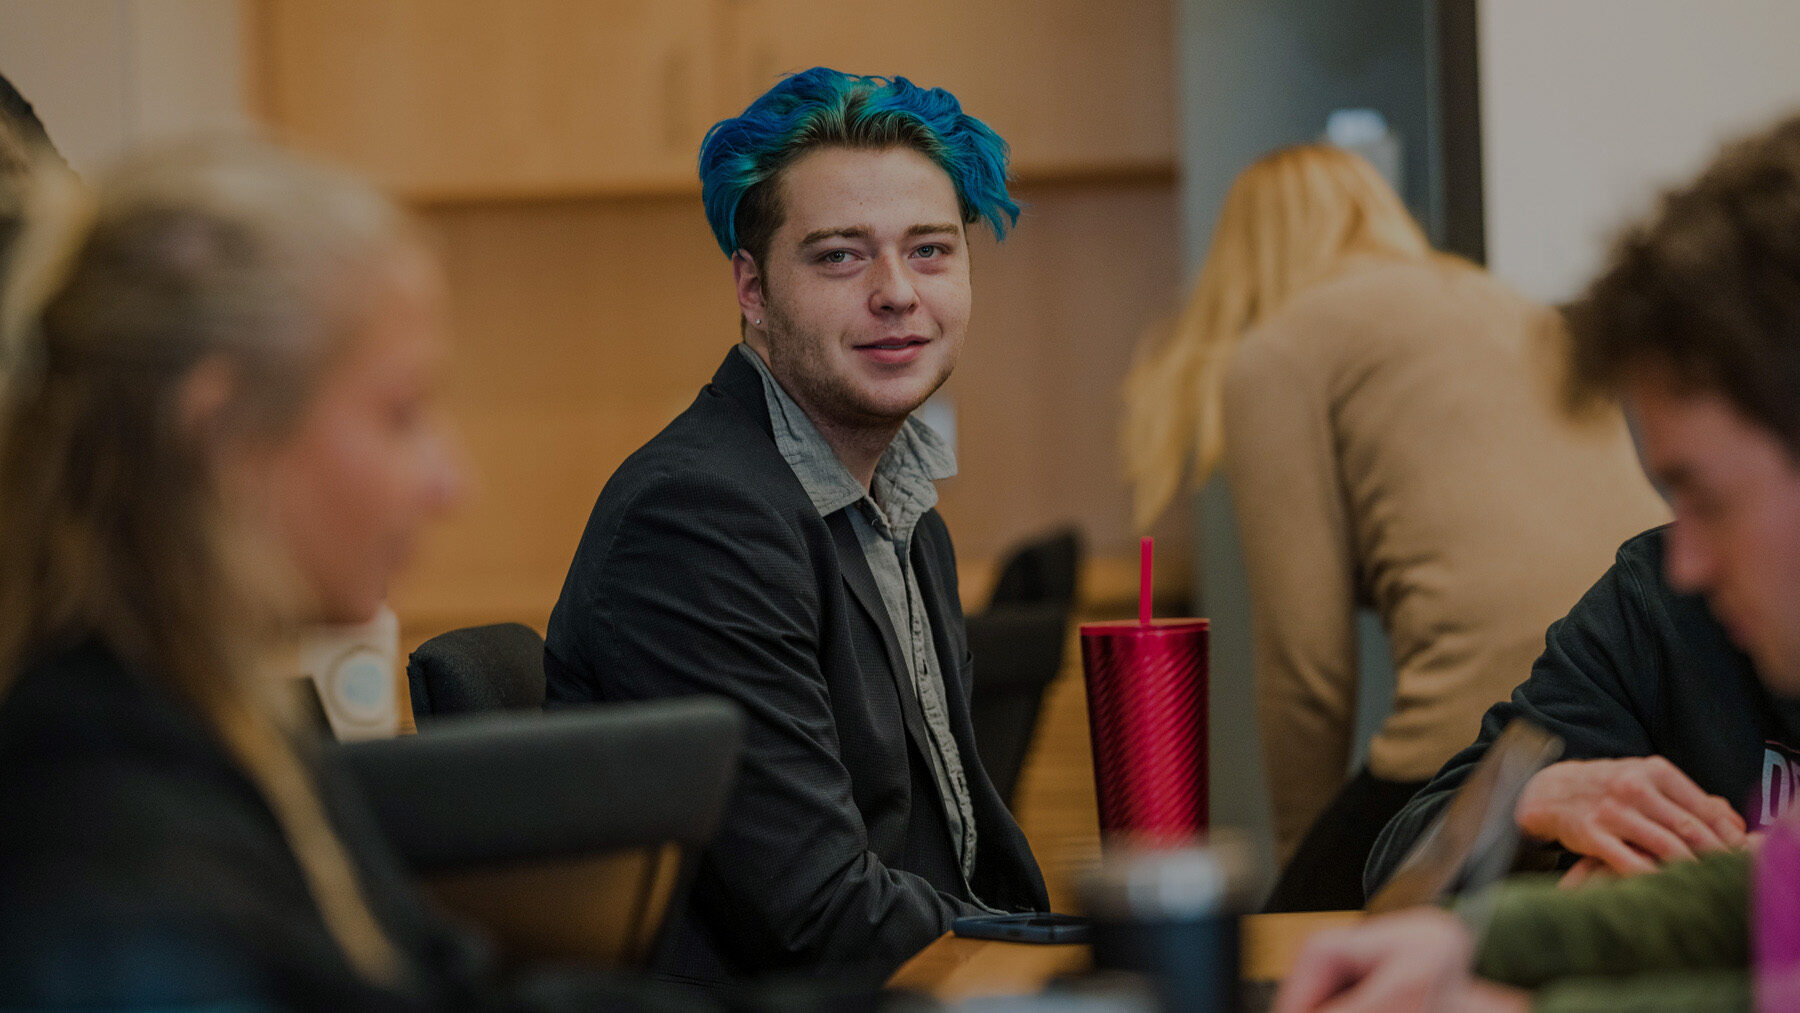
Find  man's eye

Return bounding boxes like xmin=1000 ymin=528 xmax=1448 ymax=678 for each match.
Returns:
xmin=820 ymin=249 xmax=852 ymax=264
xmin=916 ymin=244 xmax=942 ymax=258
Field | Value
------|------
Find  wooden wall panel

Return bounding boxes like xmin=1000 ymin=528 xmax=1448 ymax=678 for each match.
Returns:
xmin=390 ymin=195 xmax=738 ymax=635
xmin=258 ymin=0 xmax=724 ymax=199
xmin=727 ymin=0 xmax=1176 ymax=178
xmin=253 ymin=0 xmax=1173 ymax=199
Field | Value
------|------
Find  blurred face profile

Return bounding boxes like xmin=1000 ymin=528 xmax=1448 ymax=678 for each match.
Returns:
xmin=259 ymin=249 xmax=464 ymax=623
xmin=1626 ymin=362 xmax=1800 ymax=693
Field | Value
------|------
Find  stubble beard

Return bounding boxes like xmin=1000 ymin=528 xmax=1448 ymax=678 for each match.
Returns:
xmin=760 ymin=299 xmax=951 ymax=437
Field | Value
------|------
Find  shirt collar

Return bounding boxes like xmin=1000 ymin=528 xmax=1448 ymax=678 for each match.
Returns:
xmin=736 ymin=342 xmax=956 ymax=524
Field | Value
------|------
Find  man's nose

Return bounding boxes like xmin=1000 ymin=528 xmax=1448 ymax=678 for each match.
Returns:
xmin=424 ymin=417 xmax=469 ymax=516
xmin=868 ymin=251 xmax=918 ymax=315
xmin=1664 ymin=517 xmax=1716 ymax=593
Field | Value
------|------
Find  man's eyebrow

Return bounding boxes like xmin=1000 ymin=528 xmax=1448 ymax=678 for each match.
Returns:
xmin=799 ymin=226 xmax=868 ymax=246
xmin=796 ymin=223 xmax=964 ymax=246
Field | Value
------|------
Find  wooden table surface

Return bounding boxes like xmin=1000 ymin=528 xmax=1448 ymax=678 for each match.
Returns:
xmin=887 ymin=910 xmax=1363 ymax=1002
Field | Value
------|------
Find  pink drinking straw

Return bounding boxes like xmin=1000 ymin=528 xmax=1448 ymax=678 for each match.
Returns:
xmin=1139 ymin=536 xmax=1154 ymax=626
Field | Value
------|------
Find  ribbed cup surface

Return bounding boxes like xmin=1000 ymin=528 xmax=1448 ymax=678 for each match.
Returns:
xmin=1079 ymin=619 xmax=1209 ymax=844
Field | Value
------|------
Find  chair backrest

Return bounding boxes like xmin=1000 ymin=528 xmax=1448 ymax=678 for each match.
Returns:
xmin=969 ymin=527 xmax=1086 ymax=806
xmin=331 ymin=698 xmax=742 ymax=969
xmin=967 ymin=606 xmax=1070 ymax=805
xmin=987 ymin=527 xmax=1083 ymax=609
xmin=406 ymin=622 xmax=546 ymax=719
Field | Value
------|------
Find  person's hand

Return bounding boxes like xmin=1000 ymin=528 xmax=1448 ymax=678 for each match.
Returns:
xmin=1516 ymin=757 xmax=1746 ymax=877
xmin=1273 ymin=908 xmax=1529 ymax=1013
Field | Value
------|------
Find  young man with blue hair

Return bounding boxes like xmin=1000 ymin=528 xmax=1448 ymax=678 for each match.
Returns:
xmin=545 ymin=68 xmax=1048 ymax=986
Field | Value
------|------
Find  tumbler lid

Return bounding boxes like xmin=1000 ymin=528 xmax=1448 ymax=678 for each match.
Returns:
xmin=1079 ymin=618 xmax=1208 ymax=637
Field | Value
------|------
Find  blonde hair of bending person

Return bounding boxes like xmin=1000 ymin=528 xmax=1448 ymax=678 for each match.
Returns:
xmin=1122 ymin=144 xmax=1435 ymax=530
xmin=0 ymin=141 xmax=414 ymax=987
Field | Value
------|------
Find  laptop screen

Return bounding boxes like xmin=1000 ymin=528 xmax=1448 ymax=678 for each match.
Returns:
xmin=1365 ymin=718 xmax=1563 ymax=915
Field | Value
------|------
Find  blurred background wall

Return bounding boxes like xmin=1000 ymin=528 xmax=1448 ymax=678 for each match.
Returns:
xmin=0 ymin=0 xmax=249 ymax=168
xmin=1479 ymin=0 xmax=1800 ymax=304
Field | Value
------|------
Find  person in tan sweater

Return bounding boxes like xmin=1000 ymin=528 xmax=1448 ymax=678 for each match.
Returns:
xmin=1123 ymin=145 xmax=1667 ymax=910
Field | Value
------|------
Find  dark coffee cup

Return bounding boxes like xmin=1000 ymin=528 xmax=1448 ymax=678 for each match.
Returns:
xmin=1080 ymin=840 xmax=1253 ymax=1013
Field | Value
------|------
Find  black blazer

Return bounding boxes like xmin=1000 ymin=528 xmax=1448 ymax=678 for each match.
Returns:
xmin=546 ymin=349 xmax=1048 ymax=985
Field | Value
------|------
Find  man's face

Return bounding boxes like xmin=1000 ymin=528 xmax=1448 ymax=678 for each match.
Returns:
xmin=735 ymin=145 xmax=971 ymax=436
xmin=1626 ymin=363 xmax=1800 ymax=692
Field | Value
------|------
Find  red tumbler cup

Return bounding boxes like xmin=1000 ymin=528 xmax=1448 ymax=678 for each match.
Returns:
xmin=1079 ymin=618 xmax=1209 ymax=845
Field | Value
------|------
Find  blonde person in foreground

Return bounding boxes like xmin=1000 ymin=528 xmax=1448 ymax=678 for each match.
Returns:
xmin=1277 ymin=112 xmax=1800 ymax=1013
xmin=0 ymin=139 xmax=671 ymax=1008
xmin=1121 ymin=145 xmax=1667 ymax=911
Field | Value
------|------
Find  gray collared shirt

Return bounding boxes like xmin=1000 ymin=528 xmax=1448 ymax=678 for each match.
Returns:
xmin=737 ymin=343 xmax=983 ymax=885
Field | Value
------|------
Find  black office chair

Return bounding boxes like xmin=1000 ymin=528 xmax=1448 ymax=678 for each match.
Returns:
xmin=987 ymin=527 xmax=1082 ymax=610
xmin=407 ymin=622 xmax=546 ymax=720
xmin=332 ymin=699 xmax=742 ymax=970
xmin=968 ymin=527 xmax=1084 ymax=806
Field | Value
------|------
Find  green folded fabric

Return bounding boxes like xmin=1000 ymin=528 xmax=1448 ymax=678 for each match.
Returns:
xmin=1533 ymin=969 xmax=1749 ymax=1013
xmin=1457 ymin=849 xmax=1750 ymax=1009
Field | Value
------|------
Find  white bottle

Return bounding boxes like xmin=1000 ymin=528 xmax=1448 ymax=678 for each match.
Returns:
xmin=1324 ymin=107 xmax=1404 ymax=197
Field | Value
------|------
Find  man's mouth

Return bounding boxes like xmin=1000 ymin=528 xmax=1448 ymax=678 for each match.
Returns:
xmin=855 ymin=337 xmax=929 ymax=364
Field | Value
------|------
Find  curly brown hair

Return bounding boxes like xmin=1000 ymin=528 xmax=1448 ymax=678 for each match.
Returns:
xmin=1566 ymin=113 xmax=1800 ymax=453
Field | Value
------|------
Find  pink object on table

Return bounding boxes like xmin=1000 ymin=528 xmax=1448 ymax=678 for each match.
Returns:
xmin=1079 ymin=616 xmax=1209 ymax=845
xmin=1757 ymin=818 xmax=1800 ymax=1012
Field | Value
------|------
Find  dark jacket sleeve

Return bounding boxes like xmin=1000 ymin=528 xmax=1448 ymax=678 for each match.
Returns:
xmin=547 ymin=469 xmax=977 ymax=977
xmin=1366 ymin=541 xmax=1663 ymax=896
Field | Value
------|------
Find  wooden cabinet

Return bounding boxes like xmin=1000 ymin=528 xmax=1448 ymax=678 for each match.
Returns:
xmin=251 ymin=0 xmax=1173 ymax=198
xmin=725 ymin=0 xmax=1175 ymax=179
xmin=255 ymin=0 xmax=724 ymax=199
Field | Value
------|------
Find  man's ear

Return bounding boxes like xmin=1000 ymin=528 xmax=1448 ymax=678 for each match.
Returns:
xmin=733 ymin=250 xmax=767 ymax=332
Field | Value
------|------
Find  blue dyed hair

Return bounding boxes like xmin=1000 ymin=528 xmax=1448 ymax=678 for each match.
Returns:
xmin=699 ymin=67 xmax=1017 ymax=261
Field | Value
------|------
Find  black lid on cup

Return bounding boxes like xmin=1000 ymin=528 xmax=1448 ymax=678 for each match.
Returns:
xmin=1079 ymin=833 xmax=1257 ymax=920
